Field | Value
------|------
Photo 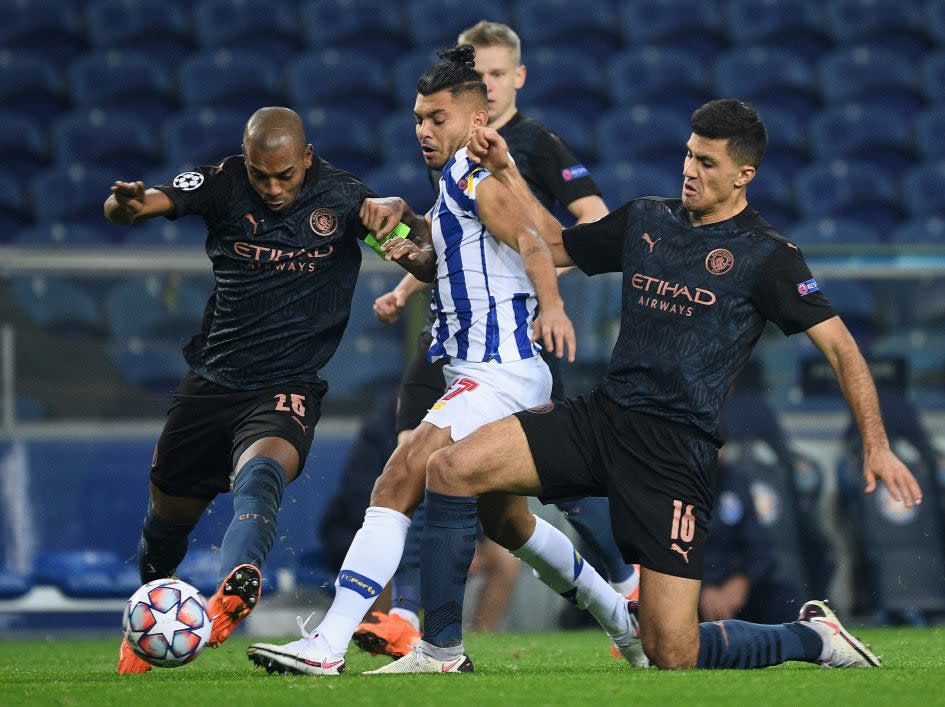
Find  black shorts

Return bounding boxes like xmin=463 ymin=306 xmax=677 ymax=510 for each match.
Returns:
xmin=395 ymin=330 xmax=446 ymax=433
xmin=515 ymin=389 xmax=719 ymax=580
xmin=150 ymin=370 xmax=326 ymax=499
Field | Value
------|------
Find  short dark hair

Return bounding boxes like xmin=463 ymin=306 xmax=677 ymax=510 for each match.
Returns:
xmin=690 ymin=99 xmax=768 ymax=167
xmin=417 ymin=44 xmax=487 ymax=103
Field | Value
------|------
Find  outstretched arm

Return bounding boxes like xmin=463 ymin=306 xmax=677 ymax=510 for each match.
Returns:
xmin=806 ymin=316 xmax=922 ymax=506
xmin=104 ymin=180 xmax=175 ymax=225
xmin=467 ymin=127 xmax=573 ymax=268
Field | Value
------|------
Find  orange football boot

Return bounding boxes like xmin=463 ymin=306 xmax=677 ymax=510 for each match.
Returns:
xmin=353 ymin=611 xmax=421 ymax=659
xmin=207 ymin=563 xmax=262 ymax=647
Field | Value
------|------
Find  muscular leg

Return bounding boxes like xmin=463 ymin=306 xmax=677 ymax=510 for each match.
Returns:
xmin=421 ymin=419 xmax=633 ymax=658
xmin=315 ymin=422 xmax=453 ymax=655
xmin=639 ymin=567 xmax=824 ymax=669
xmin=138 ymin=483 xmax=211 ymax=582
xmin=215 ymin=436 xmax=298 ymax=580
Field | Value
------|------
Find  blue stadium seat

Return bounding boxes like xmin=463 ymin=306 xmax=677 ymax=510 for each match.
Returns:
xmin=0 ymin=173 xmax=30 ymax=236
xmin=824 ymin=0 xmax=931 ymax=60
xmin=105 ymin=343 xmax=190 ymax=393
xmin=286 ymin=50 xmax=395 ymax=122
xmin=364 ymin=163 xmax=436 ymax=216
xmin=50 ymin=109 xmax=159 ymax=174
xmin=901 ymin=162 xmax=945 ymax=219
xmin=12 ymin=222 xmax=113 ymax=246
xmin=595 ymin=106 xmax=690 ymax=166
xmin=928 ymin=0 xmax=945 ymax=47
xmin=0 ymin=50 xmax=69 ymax=128
xmin=818 ymin=47 xmax=923 ymax=120
xmin=178 ymin=50 xmax=284 ymax=115
xmin=67 ymin=50 xmax=178 ymax=130
xmin=792 ymin=160 xmax=903 ymax=232
xmin=403 ymin=0 xmax=511 ymax=49
xmin=0 ymin=565 xmax=32 ymax=598
xmin=378 ymin=112 xmax=424 ymax=165
xmin=297 ymin=106 xmax=380 ymax=175
xmin=161 ymin=109 xmax=247 ymax=166
xmin=104 ymin=276 xmax=208 ymax=345
xmin=33 ymin=549 xmax=139 ymax=598
xmin=807 ymin=104 xmax=915 ymax=174
xmin=713 ymin=47 xmax=820 ymax=124
xmin=747 ymin=166 xmax=796 ymax=229
xmin=520 ymin=49 xmax=608 ymax=119
xmin=914 ymin=106 xmax=945 ymax=163
xmin=890 ymin=216 xmax=945 ymax=245
xmin=723 ymin=0 xmax=832 ymax=61
xmin=120 ymin=217 xmax=207 ymax=247
xmin=173 ymin=547 xmax=220 ymax=597
xmin=0 ymin=109 xmax=48 ymax=183
xmin=84 ymin=0 xmax=194 ymax=72
xmin=606 ymin=48 xmax=711 ymax=116
xmin=786 ymin=217 xmax=882 ymax=247
xmin=619 ymin=0 xmax=728 ymax=61
xmin=920 ymin=50 xmax=945 ymax=104
xmin=591 ymin=161 xmax=681 ymax=206
xmin=390 ymin=48 xmax=441 ymax=109
xmin=28 ymin=165 xmax=128 ymax=239
xmin=756 ymin=106 xmax=809 ymax=175
xmin=193 ymin=0 xmax=302 ymax=65
xmin=522 ymin=107 xmax=598 ymax=165
xmin=299 ymin=0 xmax=409 ymax=65
xmin=0 ymin=0 xmax=87 ymax=70
xmin=9 ymin=276 xmax=108 ymax=340
xmin=515 ymin=0 xmax=622 ymax=62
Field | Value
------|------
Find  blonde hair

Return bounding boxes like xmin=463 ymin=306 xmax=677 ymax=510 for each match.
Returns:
xmin=457 ymin=20 xmax=522 ymax=65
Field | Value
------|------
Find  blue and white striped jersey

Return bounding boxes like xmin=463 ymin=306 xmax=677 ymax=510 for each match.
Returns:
xmin=427 ymin=147 xmax=540 ymax=364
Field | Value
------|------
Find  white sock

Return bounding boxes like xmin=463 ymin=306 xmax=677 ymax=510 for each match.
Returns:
xmin=316 ymin=506 xmax=410 ymax=655
xmin=390 ymin=608 xmax=420 ymax=631
xmin=512 ymin=515 xmax=630 ymax=640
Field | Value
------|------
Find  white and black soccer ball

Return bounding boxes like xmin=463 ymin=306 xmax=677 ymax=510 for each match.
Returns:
xmin=172 ymin=171 xmax=204 ymax=191
xmin=122 ymin=578 xmax=211 ymax=668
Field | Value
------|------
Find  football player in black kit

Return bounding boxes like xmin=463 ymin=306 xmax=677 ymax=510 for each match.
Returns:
xmin=104 ymin=106 xmax=433 ymax=674
xmin=354 ymin=21 xmax=641 ymax=660
xmin=414 ymin=99 xmax=923 ymax=672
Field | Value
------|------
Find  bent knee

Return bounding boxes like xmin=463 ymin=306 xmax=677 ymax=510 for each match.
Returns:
xmin=641 ymin=636 xmax=698 ymax=670
xmin=426 ymin=446 xmax=473 ymax=493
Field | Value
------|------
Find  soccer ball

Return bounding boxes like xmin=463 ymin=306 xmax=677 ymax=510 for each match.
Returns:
xmin=122 ymin=578 xmax=212 ymax=668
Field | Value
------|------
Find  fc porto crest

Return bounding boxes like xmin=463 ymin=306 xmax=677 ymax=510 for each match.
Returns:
xmin=309 ymin=208 xmax=339 ymax=237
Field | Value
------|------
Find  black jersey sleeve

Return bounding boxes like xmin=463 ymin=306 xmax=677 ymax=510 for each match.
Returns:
xmin=152 ymin=160 xmax=233 ymax=222
xmin=561 ymin=201 xmax=633 ymax=275
xmin=752 ymin=241 xmax=836 ymax=335
xmin=530 ymin=130 xmax=602 ymax=208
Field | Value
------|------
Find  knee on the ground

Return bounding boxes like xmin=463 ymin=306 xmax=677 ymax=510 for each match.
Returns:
xmin=642 ymin=634 xmax=698 ymax=670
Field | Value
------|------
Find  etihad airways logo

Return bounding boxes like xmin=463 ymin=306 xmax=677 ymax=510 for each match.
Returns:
xmin=631 ymin=273 xmax=717 ymax=317
xmin=233 ymin=241 xmax=333 ymax=271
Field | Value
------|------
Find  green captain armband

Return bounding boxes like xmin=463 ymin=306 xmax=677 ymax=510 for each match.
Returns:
xmin=364 ymin=221 xmax=411 ymax=258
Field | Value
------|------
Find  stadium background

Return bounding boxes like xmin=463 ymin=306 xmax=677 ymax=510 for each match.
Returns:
xmin=1 ymin=0 xmax=944 ymax=634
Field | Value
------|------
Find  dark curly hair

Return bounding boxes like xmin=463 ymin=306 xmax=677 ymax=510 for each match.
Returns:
xmin=690 ymin=99 xmax=768 ymax=167
xmin=417 ymin=44 xmax=487 ymax=103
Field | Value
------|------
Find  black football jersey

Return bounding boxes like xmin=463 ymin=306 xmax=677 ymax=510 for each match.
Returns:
xmin=563 ymin=198 xmax=836 ymax=437
xmin=154 ymin=155 xmax=375 ymax=389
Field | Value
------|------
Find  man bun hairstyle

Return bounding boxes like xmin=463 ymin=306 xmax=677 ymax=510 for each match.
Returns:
xmin=417 ymin=44 xmax=487 ymax=103
xmin=690 ymin=99 xmax=768 ymax=167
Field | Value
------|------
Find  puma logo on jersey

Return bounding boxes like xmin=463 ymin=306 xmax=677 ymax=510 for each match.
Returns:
xmin=243 ymin=212 xmax=264 ymax=236
xmin=670 ymin=543 xmax=692 ymax=563
xmin=642 ymin=233 xmax=661 ymax=253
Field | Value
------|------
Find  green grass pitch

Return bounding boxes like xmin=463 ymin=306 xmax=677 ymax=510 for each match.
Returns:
xmin=2 ymin=627 xmax=942 ymax=706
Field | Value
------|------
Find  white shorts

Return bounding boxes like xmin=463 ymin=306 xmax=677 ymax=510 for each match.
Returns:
xmin=422 ymin=356 xmax=552 ymax=441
